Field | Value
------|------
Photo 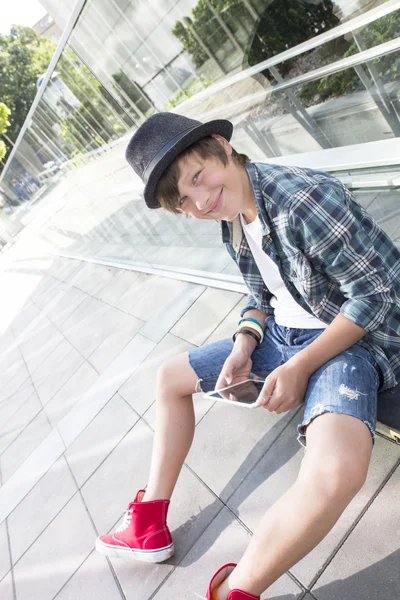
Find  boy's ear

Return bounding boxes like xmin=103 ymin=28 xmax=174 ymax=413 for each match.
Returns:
xmin=211 ymin=133 xmax=233 ymax=156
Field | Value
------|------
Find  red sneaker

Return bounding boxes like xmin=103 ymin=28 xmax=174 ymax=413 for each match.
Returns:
xmin=206 ymin=564 xmax=260 ymax=600
xmin=95 ymin=490 xmax=174 ymax=563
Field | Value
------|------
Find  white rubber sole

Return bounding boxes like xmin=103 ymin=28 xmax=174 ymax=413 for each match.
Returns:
xmin=95 ymin=538 xmax=175 ymax=563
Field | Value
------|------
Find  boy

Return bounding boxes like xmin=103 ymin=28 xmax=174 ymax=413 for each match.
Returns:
xmin=96 ymin=112 xmax=400 ymax=600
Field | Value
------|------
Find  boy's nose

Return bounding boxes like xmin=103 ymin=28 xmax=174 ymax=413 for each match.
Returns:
xmin=194 ymin=190 xmax=210 ymax=212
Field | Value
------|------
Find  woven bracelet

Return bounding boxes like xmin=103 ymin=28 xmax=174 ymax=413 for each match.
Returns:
xmin=232 ymin=329 xmax=261 ymax=346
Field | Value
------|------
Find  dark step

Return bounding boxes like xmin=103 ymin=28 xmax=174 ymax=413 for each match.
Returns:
xmin=377 ymin=384 xmax=400 ymax=444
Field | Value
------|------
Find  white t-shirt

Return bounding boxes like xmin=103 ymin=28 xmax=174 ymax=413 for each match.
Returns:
xmin=240 ymin=214 xmax=327 ymax=329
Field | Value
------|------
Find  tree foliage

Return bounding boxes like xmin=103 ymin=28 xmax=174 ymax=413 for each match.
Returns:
xmin=245 ymin=0 xmax=340 ymax=76
xmin=299 ymin=10 xmax=400 ymax=105
xmin=0 ymin=102 xmax=11 ymax=135
xmin=0 ymin=140 xmax=6 ymax=162
xmin=172 ymin=0 xmax=251 ymax=69
xmin=0 ymin=102 xmax=11 ymax=162
xmin=0 ymin=26 xmax=56 ymax=157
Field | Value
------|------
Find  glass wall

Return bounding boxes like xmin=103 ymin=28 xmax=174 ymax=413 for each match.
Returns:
xmin=0 ymin=0 xmax=399 ymax=277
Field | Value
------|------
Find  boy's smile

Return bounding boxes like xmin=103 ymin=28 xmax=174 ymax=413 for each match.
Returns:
xmin=176 ymin=135 xmax=257 ymax=223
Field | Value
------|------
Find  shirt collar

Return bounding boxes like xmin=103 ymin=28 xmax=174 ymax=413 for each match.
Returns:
xmin=221 ymin=162 xmax=271 ymax=245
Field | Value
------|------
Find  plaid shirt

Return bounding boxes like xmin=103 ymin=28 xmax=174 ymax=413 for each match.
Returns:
xmin=221 ymin=162 xmax=400 ymax=390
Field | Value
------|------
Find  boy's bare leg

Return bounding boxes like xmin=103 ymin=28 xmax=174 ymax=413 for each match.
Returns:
xmin=217 ymin=413 xmax=372 ymax=599
xmin=143 ymin=353 xmax=198 ymax=502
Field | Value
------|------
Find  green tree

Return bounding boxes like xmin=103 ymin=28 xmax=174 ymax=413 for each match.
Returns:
xmin=245 ymin=0 xmax=341 ymax=78
xmin=299 ymin=10 xmax=400 ymax=105
xmin=172 ymin=0 xmax=252 ymax=70
xmin=0 ymin=102 xmax=11 ymax=163
xmin=0 ymin=26 xmax=56 ymax=160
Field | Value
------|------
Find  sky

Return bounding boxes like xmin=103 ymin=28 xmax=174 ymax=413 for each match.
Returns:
xmin=0 ymin=0 xmax=47 ymax=35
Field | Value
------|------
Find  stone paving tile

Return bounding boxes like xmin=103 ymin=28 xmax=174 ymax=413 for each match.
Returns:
xmin=68 ymin=263 xmax=121 ymax=298
xmin=110 ymin=464 xmax=224 ymax=600
xmin=171 ymin=288 xmax=243 ymax=346
xmin=151 ymin=507 xmax=302 ymax=600
xmin=88 ymin=311 xmax=144 ymax=373
xmin=65 ymin=393 xmax=140 ymax=488
xmin=58 ymin=294 xmax=108 ymax=335
xmin=139 ymin=281 xmax=206 ymax=344
xmin=64 ymin=262 xmax=105 ymax=296
xmin=0 ymin=356 xmax=30 ymax=410
xmin=0 ymin=429 xmax=66 ymax=525
xmin=29 ymin=339 xmax=85 ymax=406
xmin=226 ymin=419 xmax=400 ymax=590
xmin=113 ymin=272 xmax=157 ymax=316
xmin=0 ymin=572 xmax=13 ymax=600
xmin=0 ymin=410 xmax=52 ymax=483
xmin=45 ymin=284 xmax=88 ymax=328
xmin=0 ymin=346 xmax=24 ymax=385
xmin=186 ymin=401 xmax=297 ymax=502
xmin=0 ymin=521 xmax=11 ymax=581
xmin=0 ymin=379 xmax=37 ymax=436
xmin=13 ymin=493 xmax=96 ymax=600
xmin=47 ymin=256 xmax=82 ymax=281
xmin=10 ymin=302 xmax=43 ymax=339
xmin=18 ymin=317 xmax=65 ymax=375
xmin=30 ymin=275 xmax=63 ymax=311
xmin=54 ymin=550 xmax=122 ymax=600
xmin=119 ymin=333 xmax=195 ymax=415
xmin=226 ymin=416 xmax=303 ymax=528
xmin=119 ymin=275 xmax=186 ymax=322
xmin=7 ymin=456 xmax=77 ymax=565
xmin=204 ymin=295 xmax=248 ymax=344
xmin=57 ymin=334 xmax=155 ymax=448
xmin=97 ymin=269 xmax=140 ymax=307
xmin=44 ymin=361 xmax=99 ymax=428
xmin=312 ymin=465 xmax=400 ymax=600
xmin=58 ymin=297 xmax=116 ymax=359
xmin=81 ymin=418 xmax=154 ymax=535
xmin=0 ymin=386 xmax=42 ymax=455
xmin=0 ymin=327 xmax=15 ymax=357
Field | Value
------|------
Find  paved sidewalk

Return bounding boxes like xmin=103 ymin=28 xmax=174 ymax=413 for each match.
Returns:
xmin=0 ymin=248 xmax=399 ymax=600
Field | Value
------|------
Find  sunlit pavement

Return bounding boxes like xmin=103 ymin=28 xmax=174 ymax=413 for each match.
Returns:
xmin=0 ymin=231 xmax=399 ymax=600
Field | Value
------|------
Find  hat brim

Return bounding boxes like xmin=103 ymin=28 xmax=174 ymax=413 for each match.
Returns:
xmin=143 ymin=119 xmax=233 ymax=209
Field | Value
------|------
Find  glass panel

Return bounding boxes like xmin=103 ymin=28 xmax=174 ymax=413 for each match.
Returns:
xmin=1 ymin=0 xmax=399 ymax=276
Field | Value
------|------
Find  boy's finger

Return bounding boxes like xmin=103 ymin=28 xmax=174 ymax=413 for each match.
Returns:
xmin=255 ymin=376 xmax=276 ymax=406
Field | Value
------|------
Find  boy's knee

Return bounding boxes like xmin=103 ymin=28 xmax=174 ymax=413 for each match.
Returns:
xmin=300 ymin=454 xmax=367 ymax=503
xmin=156 ymin=353 xmax=196 ymax=397
xmin=156 ymin=358 xmax=178 ymax=391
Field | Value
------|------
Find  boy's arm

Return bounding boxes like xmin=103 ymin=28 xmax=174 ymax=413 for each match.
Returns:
xmin=257 ymin=313 xmax=367 ymax=413
xmin=215 ymin=308 xmax=268 ymax=389
xmin=288 ymin=313 xmax=366 ymax=377
xmin=288 ymin=179 xmax=397 ymax=333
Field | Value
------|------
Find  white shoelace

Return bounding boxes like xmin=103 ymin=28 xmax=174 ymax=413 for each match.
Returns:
xmin=115 ymin=507 xmax=133 ymax=532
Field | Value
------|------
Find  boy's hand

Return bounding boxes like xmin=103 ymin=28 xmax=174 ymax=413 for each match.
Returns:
xmin=256 ymin=362 xmax=309 ymax=414
xmin=215 ymin=348 xmax=253 ymax=391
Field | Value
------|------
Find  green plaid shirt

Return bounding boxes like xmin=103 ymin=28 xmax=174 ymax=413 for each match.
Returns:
xmin=221 ymin=162 xmax=400 ymax=390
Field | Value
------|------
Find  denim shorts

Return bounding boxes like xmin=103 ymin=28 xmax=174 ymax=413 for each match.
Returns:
xmin=188 ymin=318 xmax=381 ymax=446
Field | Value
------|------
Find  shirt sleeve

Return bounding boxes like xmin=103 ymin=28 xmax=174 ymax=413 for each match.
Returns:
xmin=240 ymin=293 xmax=275 ymax=318
xmin=288 ymin=179 xmax=397 ymax=332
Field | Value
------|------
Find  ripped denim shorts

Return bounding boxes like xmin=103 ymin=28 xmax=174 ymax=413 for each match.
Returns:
xmin=188 ymin=317 xmax=381 ymax=446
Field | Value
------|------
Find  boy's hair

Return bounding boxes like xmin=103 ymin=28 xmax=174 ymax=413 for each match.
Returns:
xmin=155 ymin=136 xmax=250 ymax=214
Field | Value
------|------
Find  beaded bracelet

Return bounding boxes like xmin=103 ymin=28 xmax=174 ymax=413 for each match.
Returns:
xmin=238 ymin=317 xmax=264 ymax=330
xmin=232 ymin=329 xmax=261 ymax=346
xmin=237 ymin=320 xmax=264 ymax=343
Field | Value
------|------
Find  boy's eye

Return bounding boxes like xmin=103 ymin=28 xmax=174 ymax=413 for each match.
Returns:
xmin=192 ymin=171 xmax=201 ymax=183
xmin=178 ymin=196 xmax=187 ymax=207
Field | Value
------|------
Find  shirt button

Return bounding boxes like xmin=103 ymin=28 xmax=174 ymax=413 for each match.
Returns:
xmin=295 ymin=292 xmax=301 ymax=298
xmin=275 ymin=255 xmax=280 ymax=261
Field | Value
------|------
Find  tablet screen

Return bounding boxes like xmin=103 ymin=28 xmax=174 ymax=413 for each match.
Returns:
xmin=207 ymin=379 xmax=264 ymax=405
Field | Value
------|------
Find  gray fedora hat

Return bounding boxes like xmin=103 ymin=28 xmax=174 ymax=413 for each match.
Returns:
xmin=125 ymin=112 xmax=233 ymax=209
